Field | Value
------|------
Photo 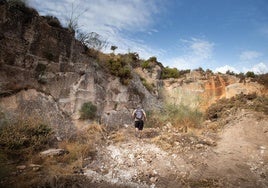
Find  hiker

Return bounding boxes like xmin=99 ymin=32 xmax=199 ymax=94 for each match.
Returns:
xmin=132 ymin=105 xmax=146 ymax=138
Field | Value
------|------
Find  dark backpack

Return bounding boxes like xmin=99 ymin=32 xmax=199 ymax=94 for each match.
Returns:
xmin=135 ymin=108 xmax=144 ymax=120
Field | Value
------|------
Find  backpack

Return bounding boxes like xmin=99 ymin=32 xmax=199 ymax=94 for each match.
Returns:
xmin=135 ymin=108 xmax=144 ymax=120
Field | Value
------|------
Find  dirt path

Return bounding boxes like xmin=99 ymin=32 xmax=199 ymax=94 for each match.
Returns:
xmin=189 ymin=111 xmax=268 ymax=187
xmin=83 ymin=110 xmax=268 ymax=187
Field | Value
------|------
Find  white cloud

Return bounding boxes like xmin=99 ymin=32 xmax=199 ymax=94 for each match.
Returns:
xmin=28 ymin=0 xmax=163 ymax=58
xmin=165 ymin=38 xmax=215 ymax=70
xmin=29 ymin=0 xmax=157 ymax=31
xmin=243 ymin=62 xmax=268 ymax=74
xmin=214 ymin=65 xmax=239 ymax=74
xmin=214 ymin=62 xmax=268 ymax=74
xmin=189 ymin=38 xmax=214 ymax=59
xmin=239 ymin=50 xmax=262 ymax=61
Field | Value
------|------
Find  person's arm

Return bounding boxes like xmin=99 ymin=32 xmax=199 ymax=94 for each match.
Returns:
xmin=142 ymin=109 xmax=147 ymax=120
xmin=132 ymin=110 xmax=136 ymax=119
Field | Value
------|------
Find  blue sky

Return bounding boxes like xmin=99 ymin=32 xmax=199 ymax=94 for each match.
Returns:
xmin=27 ymin=0 xmax=268 ymax=74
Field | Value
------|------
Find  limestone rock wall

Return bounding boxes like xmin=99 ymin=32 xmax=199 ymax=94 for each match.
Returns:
xmin=161 ymin=71 xmax=267 ymax=111
xmin=0 ymin=1 xmax=266 ymax=136
xmin=0 ymin=1 xmax=160 ymax=134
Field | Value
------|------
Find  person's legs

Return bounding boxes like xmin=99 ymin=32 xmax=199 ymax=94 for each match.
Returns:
xmin=138 ymin=120 xmax=144 ymax=138
xmin=134 ymin=121 xmax=139 ymax=137
xmin=134 ymin=120 xmax=144 ymax=138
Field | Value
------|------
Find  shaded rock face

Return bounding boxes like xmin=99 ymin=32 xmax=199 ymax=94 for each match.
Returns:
xmin=0 ymin=2 xmax=160 ymax=133
xmin=0 ymin=89 xmax=74 ymax=138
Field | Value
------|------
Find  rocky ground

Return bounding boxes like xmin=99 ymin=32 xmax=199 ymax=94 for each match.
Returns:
xmin=0 ymin=109 xmax=268 ymax=188
xmin=1 ymin=109 xmax=267 ymax=188
xmin=79 ymin=109 xmax=268 ymax=188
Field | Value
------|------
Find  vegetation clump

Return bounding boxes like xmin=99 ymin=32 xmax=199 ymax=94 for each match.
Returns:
xmin=44 ymin=15 xmax=62 ymax=28
xmin=161 ymin=67 xmax=180 ymax=79
xmin=147 ymin=103 xmax=203 ymax=130
xmin=141 ymin=60 xmax=152 ymax=70
xmin=161 ymin=67 xmax=190 ymax=79
xmin=106 ymin=58 xmax=132 ymax=85
xmin=257 ymin=73 xmax=268 ymax=88
xmin=0 ymin=117 xmax=53 ymax=161
xmin=141 ymin=56 xmax=161 ymax=70
xmin=206 ymin=93 xmax=268 ymax=121
xmin=120 ymin=52 xmax=140 ymax=68
xmin=140 ymin=77 xmax=154 ymax=92
xmin=80 ymin=102 xmax=97 ymax=120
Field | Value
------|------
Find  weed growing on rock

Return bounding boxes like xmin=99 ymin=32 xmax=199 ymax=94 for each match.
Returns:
xmin=140 ymin=77 xmax=154 ymax=92
xmin=79 ymin=102 xmax=97 ymax=120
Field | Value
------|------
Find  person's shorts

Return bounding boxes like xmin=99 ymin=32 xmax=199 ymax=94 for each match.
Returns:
xmin=134 ymin=120 xmax=144 ymax=130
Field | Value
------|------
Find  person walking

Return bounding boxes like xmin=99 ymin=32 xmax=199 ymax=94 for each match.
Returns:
xmin=132 ymin=105 xmax=146 ymax=138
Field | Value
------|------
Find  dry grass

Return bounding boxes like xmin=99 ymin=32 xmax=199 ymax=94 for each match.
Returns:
xmin=0 ymin=117 xmax=53 ymax=161
xmin=109 ymin=131 xmax=126 ymax=143
xmin=147 ymin=103 xmax=204 ymax=131
xmin=0 ymin=118 xmax=107 ymax=188
xmin=206 ymin=93 xmax=268 ymax=121
xmin=151 ymin=127 xmax=202 ymax=152
xmin=57 ymin=122 xmax=105 ymax=164
xmin=0 ymin=116 xmax=54 ymax=187
xmin=204 ymin=93 xmax=268 ymax=132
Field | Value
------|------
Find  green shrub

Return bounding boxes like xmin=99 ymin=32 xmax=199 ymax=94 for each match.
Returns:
xmin=80 ymin=102 xmax=97 ymax=120
xmin=119 ymin=52 xmax=140 ymax=68
xmin=226 ymin=70 xmax=235 ymax=75
xmin=148 ymin=56 xmax=157 ymax=62
xmin=106 ymin=59 xmax=132 ymax=85
xmin=161 ymin=67 xmax=180 ymax=79
xmin=141 ymin=57 xmax=158 ymax=69
xmin=245 ymin=71 xmax=256 ymax=78
xmin=141 ymin=60 xmax=152 ymax=69
xmin=195 ymin=67 xmax=205 ymax=73
xmin=179 ymin=69 xmax=191 ymax=76
xmin=147 ymin=103 xmax=203 ymax=130
xmin=140 ymin=77 xmax=154 ymax=92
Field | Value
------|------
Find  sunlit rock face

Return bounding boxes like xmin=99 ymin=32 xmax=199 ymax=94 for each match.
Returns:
xmin=160 ymin=71 xmax=266 ymax=111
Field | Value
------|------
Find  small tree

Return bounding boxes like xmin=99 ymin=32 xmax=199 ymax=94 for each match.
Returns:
xmin=245 ymin=71 xmax=256 ymax=78
xmin=148 ymin=56 xmax=157 ymax=62
xmin=111 ymin=45 xmax=118 ymax=53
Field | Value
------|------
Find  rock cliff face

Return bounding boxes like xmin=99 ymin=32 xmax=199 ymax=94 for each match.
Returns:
xmin=160 ymin=70 xmax=266 ymax=110
xmin=0 ymin=1 xmax=266 ymax=137
xmin=0 ymin=1 xmax=160 ymax=136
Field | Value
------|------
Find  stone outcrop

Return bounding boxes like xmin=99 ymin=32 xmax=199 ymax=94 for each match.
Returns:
xmin=0 ymin=1 xmax=160 ymax=136
xmin=0 ymin=1 xmax=266 ymax=137
xmin=161 ymin=71 xmax=267 ymax=110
